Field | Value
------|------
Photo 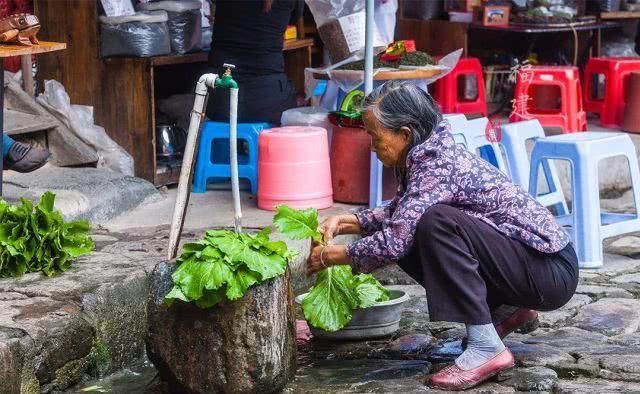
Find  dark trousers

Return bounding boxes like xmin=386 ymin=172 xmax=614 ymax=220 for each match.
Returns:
xmin=397 ymin=204 xmax=579 ymax=325
xmin=206 ymin=72 xmax=297 ymax=124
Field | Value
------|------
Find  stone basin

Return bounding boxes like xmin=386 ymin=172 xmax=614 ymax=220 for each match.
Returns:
xmin=295 ymin=290 xmax=410 ymax=340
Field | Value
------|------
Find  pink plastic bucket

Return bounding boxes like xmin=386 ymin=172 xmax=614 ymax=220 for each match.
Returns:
xmin=258 ymin=126 xmax=333 ymax=210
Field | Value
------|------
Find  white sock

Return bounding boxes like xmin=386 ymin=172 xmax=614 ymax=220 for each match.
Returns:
xmin=455 ymin=323 xmax=506 ymax=371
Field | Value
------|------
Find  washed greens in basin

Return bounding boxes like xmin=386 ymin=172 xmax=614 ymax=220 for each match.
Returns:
xmin=273 ymin=205 xmax=390 ymax=332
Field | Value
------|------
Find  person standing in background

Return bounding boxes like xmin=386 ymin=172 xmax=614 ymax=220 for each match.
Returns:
xmin=206 ymin=0 xmax=303 ymax=124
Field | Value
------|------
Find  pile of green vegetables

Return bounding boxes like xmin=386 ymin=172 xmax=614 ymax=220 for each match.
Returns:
xmin=0 ymin=192 xmax=94 ymax=278
xmin=273 ymin=205 xmax=390 ymax=332
xmin=338 ymin=51 xmax=435 ymax=71
xmin=165 ymin=228 xmax=297 ymax=308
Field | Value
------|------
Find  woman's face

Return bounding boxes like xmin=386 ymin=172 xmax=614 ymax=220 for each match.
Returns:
xmin=363 ymin=111 xmax=411 ymax=167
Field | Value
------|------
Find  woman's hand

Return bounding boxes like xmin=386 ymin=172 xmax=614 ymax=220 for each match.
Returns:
xmin=307 ymin=245 xmax=352 ymax=276
xmin=318 ymin=214 xmax=362 ymax=244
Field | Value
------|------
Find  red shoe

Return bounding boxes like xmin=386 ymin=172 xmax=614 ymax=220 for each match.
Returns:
xmin=495 ymin=308 xmax=538 ymax=339
xmin=462 ymin=308 xmax=538 ymax=350
xmin=428 ymin=348 xmax=515 ymax=391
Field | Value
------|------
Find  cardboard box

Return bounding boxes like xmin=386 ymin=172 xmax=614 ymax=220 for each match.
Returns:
xmin=475 ymin=5 xmax=510 ymax=26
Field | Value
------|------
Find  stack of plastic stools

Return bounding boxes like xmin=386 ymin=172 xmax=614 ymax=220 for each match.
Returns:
xmin=433 ymin=58 xmax=487 ymax=116
xmin=584 ymin=57 xmax=640 ymax=128
xmin=192 ymin=121 xmax=271 ymax=194
xmin=509 ymin=66 xmax=587 ymax=133
xmin=258 ymin=126 xmax=333 ymax=210
xmin=499 ymin=119 xmax=568 ymax=215
xmin=529 ymin=132 xmax=640 ymax=268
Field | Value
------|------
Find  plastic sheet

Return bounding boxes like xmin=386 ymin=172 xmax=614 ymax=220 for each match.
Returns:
xmin=281 ymin=106 xmax=333 ymax=143
xmin=37 ymin=80 xmax=135 ymax=176
xmin=602 ymin=37 xmax=639 ymax=57
xmin=304 ymin=48 xmax=463 ymax=99
xmin=305 ymin=0 xmax=386 ymax=64
xmin=100 ymin=11 xmax=171 ymax=57
xmin=140 ymin=1 xmax=202 ymax=54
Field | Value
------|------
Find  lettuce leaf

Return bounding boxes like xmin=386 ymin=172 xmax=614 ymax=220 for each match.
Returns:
xmin=165 ymin=227 xmax=293 ymax=308
xmin=273 ymin=205 xmax=391 ymax=331
xmin=273 ymin=205 xmax=323 ymax=243
xmin=301 ymin=265 xmax=359 ymax=332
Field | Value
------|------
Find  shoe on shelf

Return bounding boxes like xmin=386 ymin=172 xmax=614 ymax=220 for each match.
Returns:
xmin=3 ymin=141 xmax=50 ymax=173
xmin=427 ymin=348 xmax=515 ymax=391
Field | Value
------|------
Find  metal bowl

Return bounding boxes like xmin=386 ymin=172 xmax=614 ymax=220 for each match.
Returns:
xmin=295 ymin=290 xmax=410 ymax=340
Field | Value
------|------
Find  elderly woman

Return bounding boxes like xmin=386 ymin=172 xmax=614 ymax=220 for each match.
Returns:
xmin=308 ymin=81 xmax=578 ymax=391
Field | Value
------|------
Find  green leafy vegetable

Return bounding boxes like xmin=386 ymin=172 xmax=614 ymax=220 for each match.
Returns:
xmin=0 ymin=192 xmax=94 ymax=278
xmin=274 ymin=205 xmax=391 ymax=332
xmin=165 ymin=227 xmax=295 ymax=308
xmin=302 ymin=265 xmax=359 ymax=332
xmin=273 ymin=205 xmax=323 ymax=243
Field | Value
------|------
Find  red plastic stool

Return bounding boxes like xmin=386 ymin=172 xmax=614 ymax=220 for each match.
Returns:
xmin=584 ymin=57 xmax=640 ymax=128
xmin=509 ymin=66 xmax=586 ymax=133
xmin=433 ymin=57 xmax=487 ymax=116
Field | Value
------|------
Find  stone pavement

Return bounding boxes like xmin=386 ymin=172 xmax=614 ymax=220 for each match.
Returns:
xmin=288 ymin=235 xmax=640 ymax=393
xmin=5 ymin=200 xmax=640 ymax=392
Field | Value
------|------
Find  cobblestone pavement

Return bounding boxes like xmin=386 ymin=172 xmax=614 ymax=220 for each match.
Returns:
xmin=288 ymin=235 xmax=640 ymax=393
xmin=5 ymin=225 xmax=640 ymax=393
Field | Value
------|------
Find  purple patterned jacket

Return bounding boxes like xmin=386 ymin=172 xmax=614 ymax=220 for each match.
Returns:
xmin=346 ymin=121 xmax=571 ymax=273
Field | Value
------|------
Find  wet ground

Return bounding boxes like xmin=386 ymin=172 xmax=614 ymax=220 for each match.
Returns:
xmin=68 ymin=240 xmax=640 ymax=393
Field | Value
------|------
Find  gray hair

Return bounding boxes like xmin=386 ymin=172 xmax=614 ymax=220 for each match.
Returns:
xmin=361 ymin=80 xmax=442 ymax=150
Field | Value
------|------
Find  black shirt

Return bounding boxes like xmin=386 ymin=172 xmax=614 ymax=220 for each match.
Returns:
xmin=209 ymin=0 xmax=304 ymax=78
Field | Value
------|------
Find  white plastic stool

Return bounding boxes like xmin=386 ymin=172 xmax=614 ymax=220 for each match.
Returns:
xmin=500 ymin=120 xmax=568 ymax=215
xmin=529 ymin=132 xmax=640 ymax=268
xmin=448 ymin=116 xmax=508 ymax=175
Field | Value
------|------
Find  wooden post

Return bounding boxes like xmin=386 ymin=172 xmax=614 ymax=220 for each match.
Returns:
xmin=21 ymin=55 xmax=34 ymax=96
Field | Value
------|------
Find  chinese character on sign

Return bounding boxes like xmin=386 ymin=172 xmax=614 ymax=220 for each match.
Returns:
xmin=511 ymin=94 xmax=532 ymax=120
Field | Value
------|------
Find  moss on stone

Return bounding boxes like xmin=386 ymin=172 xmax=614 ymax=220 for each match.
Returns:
xmin=52 ymin=354 xmax=93 ymax=391
xmin=90 ymin=339 xmax=112 ymax=376
xmin=19 ymin=368 xmax=40 ymax=394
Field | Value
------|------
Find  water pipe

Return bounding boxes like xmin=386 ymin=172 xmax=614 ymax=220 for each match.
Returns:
xmin=216 ymin=64 xmax=242 ymax=233
xmin=167 ymin=64 xmax=240 ymax=261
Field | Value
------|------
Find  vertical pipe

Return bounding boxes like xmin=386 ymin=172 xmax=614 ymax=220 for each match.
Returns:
xmin=167 ymin=74 xmax=217 ymax=261
xmin=365 ymin=0 xmax=382 ymax=208
xmin=229 ymin=87 xmax=242 ymax=233
xmin=0 ymin=58 xmax=5 ymax=196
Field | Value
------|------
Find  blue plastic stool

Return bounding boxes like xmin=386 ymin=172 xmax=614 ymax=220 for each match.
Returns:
xmin=445 ymin=115 xmax=508 ymax=175
xmin=192 ymin=121 xmax=271 ymax=194
xmin=529 ymin=132 xmax=640 ymax=268
xmin=499 ymin=120 xmax=568 ymax=215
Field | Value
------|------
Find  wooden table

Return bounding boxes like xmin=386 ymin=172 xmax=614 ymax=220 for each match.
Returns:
xmin=0 ymin=41 xmax=66 ymax=194
xmin=398 ymin=19 xmax=618 ymax=61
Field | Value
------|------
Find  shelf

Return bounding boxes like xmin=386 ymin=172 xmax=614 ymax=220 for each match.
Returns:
xmin=108 ymin=38 xmax=315 ymax=67
xmin=469 ymin=21 xmax=619 ymax=33
xmin=151 ymin=52 xmax=208 ymax=66
xmin=0 ymin=41 xmax=65 ymax=58
xmin=600 ymin=11 xmax=640 ymax=19
xmin=283 ymin=38 xmax=314 ymax=51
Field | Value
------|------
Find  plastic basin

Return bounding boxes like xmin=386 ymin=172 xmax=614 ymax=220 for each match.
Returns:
xmin=294 ymin=290 xmax=410 ymax=340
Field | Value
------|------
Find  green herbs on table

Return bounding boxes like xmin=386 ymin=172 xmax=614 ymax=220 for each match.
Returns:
xmin=337 ymin=51 xmax=435 ymax=71
xmin=273 ymin=205 xmax=390 ymax=332
xmin=164 ymin=227 xmax=298 ymax=308
xmin=0 ymin=192 xmax=94 ymax=278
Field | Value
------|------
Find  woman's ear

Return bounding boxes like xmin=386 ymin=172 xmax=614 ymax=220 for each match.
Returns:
xmin=399 ymin=126 xmax=412 ymax=142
